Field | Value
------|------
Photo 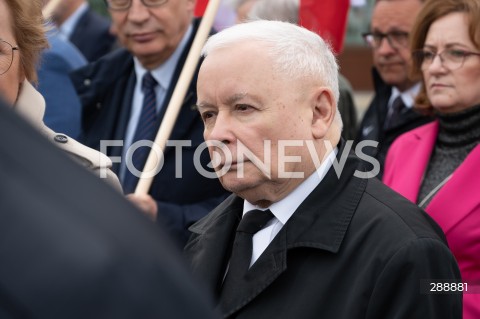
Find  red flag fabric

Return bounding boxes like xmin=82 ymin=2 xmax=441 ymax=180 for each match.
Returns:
xmin=299 ymin=0 xmax=350 ymax=54
xmin=194 ymin=0 xmax=209 ymax=17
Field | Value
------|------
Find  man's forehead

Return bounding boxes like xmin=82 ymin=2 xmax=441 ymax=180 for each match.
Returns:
xmin=372 ymin=0 xmax=422 ymax=28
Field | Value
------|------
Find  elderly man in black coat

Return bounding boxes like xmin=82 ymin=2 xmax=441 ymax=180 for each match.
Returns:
xmin=184 ymin=20 xmax=462 ymax=319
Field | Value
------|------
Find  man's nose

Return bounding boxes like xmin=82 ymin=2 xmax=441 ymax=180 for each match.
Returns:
xmin=128 ymin=0 xmax=150 ymax=23
xmin=376 ymin=37 xmax=396 ymax=55
xmin=206 ymin=112 xmax=234 ymax=145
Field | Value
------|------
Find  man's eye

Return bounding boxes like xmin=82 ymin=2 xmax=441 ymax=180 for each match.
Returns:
xmin=235 ymin=104 xmax=252 ymax=111
xmin=372 ymin=34 xmax=383 ymax=42
xmin=201 ymin=112 xmax=215 ymax=121
xmin=390 ymin=32 xmax=405 ymax=39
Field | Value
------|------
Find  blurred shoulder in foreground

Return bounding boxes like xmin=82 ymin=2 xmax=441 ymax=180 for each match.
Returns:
xmin=0 ymin=97 xmax=218 ymax=319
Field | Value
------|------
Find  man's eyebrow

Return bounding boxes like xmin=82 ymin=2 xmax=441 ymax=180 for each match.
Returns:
xmin=196 ymin=93 xmax=248 ymax=110
xmin=225 ymin=93 xmax=248 ymax=105
xmin=196 ymin=101 xmax=215 ymax=110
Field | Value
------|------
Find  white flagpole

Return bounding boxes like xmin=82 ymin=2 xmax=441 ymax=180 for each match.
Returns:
xmin=135 ymin=0 xmax=222 ymax=194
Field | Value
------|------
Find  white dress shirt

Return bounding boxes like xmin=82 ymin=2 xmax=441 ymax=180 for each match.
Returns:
xmin=243 ymin=148 xmax=338 ymax=266
xmin=387 ymin=83 xmax=421 ymax=117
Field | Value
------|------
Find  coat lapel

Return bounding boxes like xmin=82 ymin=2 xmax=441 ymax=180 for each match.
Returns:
xmin=218 ymin=151 xmax=367 ymax=317
xmin=186 ymin=194 xmax=290 ymax=318
xmin=112 ymin=69 xmax=136 ymax=153
xmin=427 ymin=144 xmax=480 ymax=234
xmin=217 ymin=228 xmax=288 ymax=317
xmin=385 ymin=122 xmax=438 ymax=202
xmin=186 ymin=196 xmax=243 ymax=297
xmin=405 ymin=122 xmax=438 ymax=201
xmin=187 ymin=142 xmax=367 ymax=318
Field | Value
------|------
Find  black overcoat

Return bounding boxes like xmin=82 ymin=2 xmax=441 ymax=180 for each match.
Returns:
xmin=185 ymin=142 xmax=462 ymax=319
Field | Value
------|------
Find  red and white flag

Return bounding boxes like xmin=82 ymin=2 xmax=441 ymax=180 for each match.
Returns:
xmin=195 ymin=0 xmax=351 ymax=53
xmin=299 ymin=0 xmax=350 ymax=54
xmin=194 ymin=0 xmax=209 ymax=17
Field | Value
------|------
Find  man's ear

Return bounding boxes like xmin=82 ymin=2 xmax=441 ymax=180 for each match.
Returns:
xmin=311 ymin=87 xmax=335 ymax=139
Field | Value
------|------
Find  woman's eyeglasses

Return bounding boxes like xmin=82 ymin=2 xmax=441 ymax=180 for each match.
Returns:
xmin=413 ymin=48 xmax=480 ymax=70
xmin=0 ymin=40 xmax=19 ymax=75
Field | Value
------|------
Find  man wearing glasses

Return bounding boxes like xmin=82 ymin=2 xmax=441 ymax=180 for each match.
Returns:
xmin=71 ymin=0 xmax=228 ymax=247
xmin=356 ymin=0 xmax=433 ymax=178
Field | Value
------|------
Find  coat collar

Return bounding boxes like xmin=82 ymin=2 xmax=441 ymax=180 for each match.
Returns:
xmin=398 ymin=121 xmax=439 ymax=202
xmin=15 ymin=80 xmax=45 ymax=129
xmin=14 ymin=80 xmax=115 ymax=173
xmin=186 ymin=141 xmax=367 ymax=317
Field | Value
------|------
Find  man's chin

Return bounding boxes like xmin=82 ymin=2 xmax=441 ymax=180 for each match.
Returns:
xmin=219 ymin=175 xmax=260 ymax=195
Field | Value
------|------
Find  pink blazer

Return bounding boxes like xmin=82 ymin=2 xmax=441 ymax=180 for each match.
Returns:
xmin=384 ymin=121 xmax=480 ymax=319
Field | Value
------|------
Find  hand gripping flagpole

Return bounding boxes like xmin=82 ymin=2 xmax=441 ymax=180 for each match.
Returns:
xmin=134 ymin=0 xmax=221 ymax=194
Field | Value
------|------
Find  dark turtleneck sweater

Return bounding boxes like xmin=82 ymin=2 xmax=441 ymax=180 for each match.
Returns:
xmin=418 ymin=104 xmax=480 ymax=208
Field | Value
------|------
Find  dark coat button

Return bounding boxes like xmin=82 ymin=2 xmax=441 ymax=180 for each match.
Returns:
xmin=54 ymin=134 xmax=68 ymax=144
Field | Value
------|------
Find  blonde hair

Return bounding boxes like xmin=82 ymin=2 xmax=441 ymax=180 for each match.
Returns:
xmin=4 ymin=0 xmax=49 ymax=83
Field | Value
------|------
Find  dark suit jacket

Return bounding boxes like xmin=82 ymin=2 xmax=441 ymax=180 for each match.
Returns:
xmin=69 ymin=8 xmax=116 ymax=62
xmin=356 ymin=68 xmax=433 ymax=178
xmin=0 ymin=98 xmax=217 ymax=319
xmin=185 ymin=142 xmax=462 ymax=319
xmin=70 ymin=19 xmax=229 ymax=246
xmin=38 ymin=29 xmax=87 ymax=138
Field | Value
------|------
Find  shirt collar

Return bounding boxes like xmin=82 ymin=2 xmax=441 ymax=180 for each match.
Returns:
xmin=133 ymin=24 xmax=193 ymax=90
xmin=243 ymin=147 xmax=338 ymax=225
xmin=60 ymin=2 xmax=89 ymax=38
xmin=390 ymin=83 xmax=421 ymax=109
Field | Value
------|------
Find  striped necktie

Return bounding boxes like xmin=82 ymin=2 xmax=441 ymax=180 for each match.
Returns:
xmin=123 ymin=72 xmax=159 ymax=194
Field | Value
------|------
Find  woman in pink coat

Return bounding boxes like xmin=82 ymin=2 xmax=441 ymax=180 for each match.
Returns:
xmin=383 ymin=1 xmax=480 ymax=318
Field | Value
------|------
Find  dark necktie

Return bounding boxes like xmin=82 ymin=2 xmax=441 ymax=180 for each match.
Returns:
xmin=123 ymin=72 xmax=159 ymax=194
xmin=219 ymin=209 xmax=274 ymax=306
xmin=384 ymin=96 xmax=406 ymax=130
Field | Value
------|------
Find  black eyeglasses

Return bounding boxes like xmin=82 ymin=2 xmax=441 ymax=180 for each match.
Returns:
xmin=362 ymin=31 xmax=409 ymax=50
xmin=104 ymin=0 xmax=168 ymax=11
xmin=0 ymin=40 xmax=19 ymax=75
xmin=413 ymin=48 xmax=480 ymax=70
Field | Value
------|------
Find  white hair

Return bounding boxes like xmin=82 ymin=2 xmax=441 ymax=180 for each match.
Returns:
xmin=202 ymin=20 xmax=341 ymax=126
